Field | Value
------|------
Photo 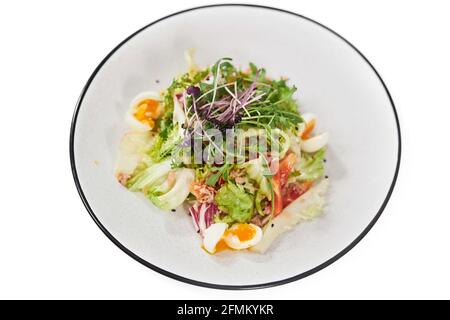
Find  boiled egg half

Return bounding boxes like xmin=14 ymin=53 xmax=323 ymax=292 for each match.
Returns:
xmin=224 ymin=223 xmax=263 ymax=250
xmin=126 ymin=91 xmax=162 ymax=131
xmin=299 ymin=113 xmax=316 ymax=139
xmin=299 ymin=113 xmax=329 ymax=153
xmin=202 ymin=223 xmax=263 ymax=254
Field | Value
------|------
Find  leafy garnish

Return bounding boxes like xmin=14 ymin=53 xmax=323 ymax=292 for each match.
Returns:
xmin=159 ymin=58 xmax=304 ymax=164
xmin=215 ymin=183 xmax=254 ymax=223
xmin=205 ymin=164 xmax=232 ymax=186
xmin=162 ymin=68 xmax=209 ymax=113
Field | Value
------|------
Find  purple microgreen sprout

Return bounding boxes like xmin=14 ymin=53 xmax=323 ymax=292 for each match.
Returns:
xmin=186 ymin=85 xmax=200 ymax=97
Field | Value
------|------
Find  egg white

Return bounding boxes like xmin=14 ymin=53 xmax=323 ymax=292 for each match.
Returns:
xmin=301 ymin=132 xmax=329 ymax=153
xmin=203 ymin=223 xmax=228 ymax=254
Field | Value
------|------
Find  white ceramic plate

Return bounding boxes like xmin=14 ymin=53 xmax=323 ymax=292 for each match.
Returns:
xmin=70 ymin=4 xmax=400 ymax=289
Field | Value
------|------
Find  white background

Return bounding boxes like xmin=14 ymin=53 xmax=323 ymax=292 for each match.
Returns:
xmin=0 ymin=0 xmax=449 ymax=300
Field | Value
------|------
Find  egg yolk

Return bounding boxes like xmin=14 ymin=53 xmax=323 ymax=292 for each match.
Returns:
xmin=133 ymin=99 xmax=160 ymax=129
xmin=301 ymin=118 xmax=316 ymax=139
xmin=208 ymin=224 xmax=257 ymax=253
xmin=214 ymin=239 xmax=229 ymax=253
xmin=229 ymin=224 xmax=256 ymax=242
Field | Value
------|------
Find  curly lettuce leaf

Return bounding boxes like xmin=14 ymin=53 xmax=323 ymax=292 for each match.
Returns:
xmin=215 ymin=183 xmax=253 ymax=223
xmin=148 ymin=124 xmax=182 ymax=162
xmin=162 ymin=69 xmax=209 ymax=112
xmin=213 ymin=214 xmax=235 ymax=224
xmin=298 ymin=148 xmax=326 ymax=182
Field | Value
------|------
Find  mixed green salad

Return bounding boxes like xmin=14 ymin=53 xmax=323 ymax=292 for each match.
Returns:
xmin=115 ymin=53 xmax=329 ymax=254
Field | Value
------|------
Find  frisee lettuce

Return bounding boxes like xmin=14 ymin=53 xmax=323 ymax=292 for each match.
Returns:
xmin=215 ymin=183 xmax=254 ymax=223
xmin=298 ymin=148 xmax=326 ymax=182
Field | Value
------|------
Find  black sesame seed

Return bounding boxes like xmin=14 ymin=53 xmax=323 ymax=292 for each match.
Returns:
xmin=155 ymin=79 xmax=160 ymax=84
xmin=325 ymin=175 xmax=329 ymax=179
xmin=323 ymin=159 xmax=327 ymax=163
xmin=171 ymin=209 xmax=176 ymax=212
xmin=271 ymin=224 xmax=274 ymax=228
